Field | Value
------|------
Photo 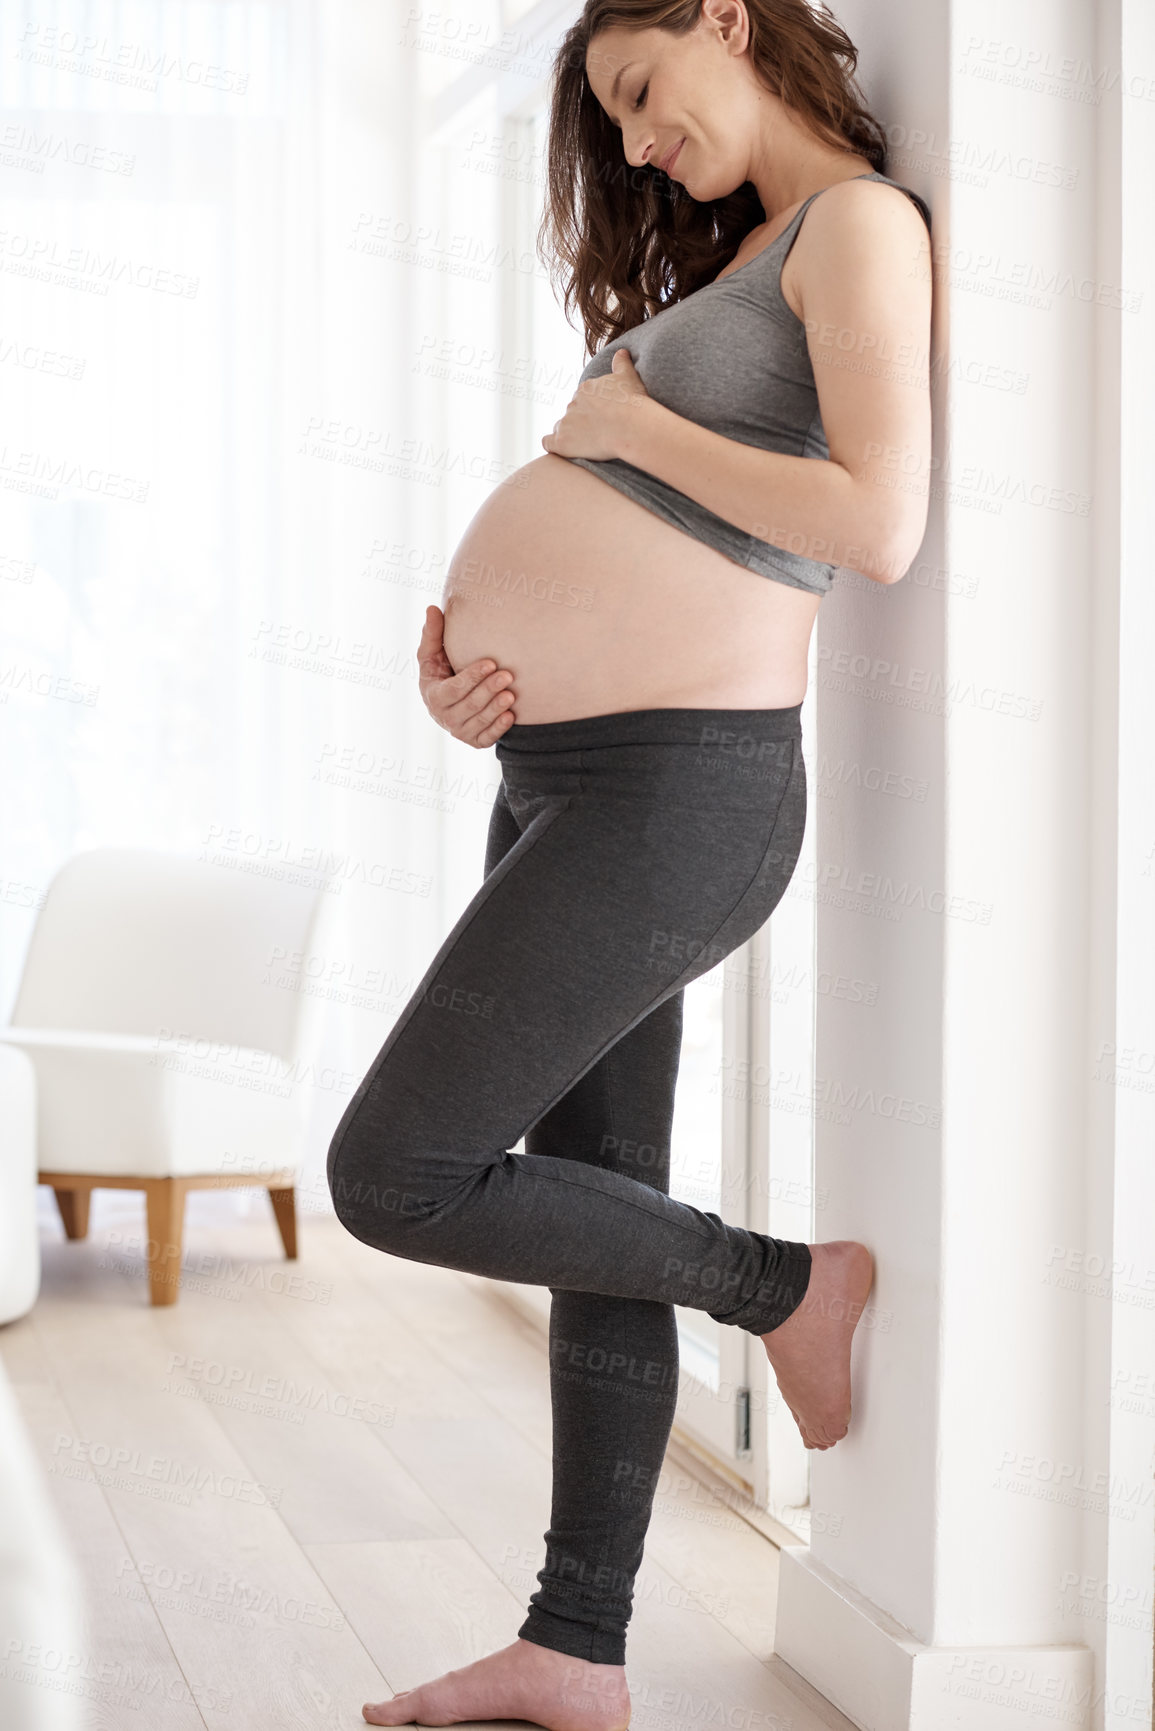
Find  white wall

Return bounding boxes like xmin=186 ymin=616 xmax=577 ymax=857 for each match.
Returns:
xmin=1086 ymin=1 xmax=1155 ymax=1720
xmin=775 ymin=2 xmax=1155 ymax=1727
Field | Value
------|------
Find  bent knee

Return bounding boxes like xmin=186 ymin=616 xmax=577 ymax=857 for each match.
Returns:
xmin=327 ymin=1155 xmax=427 ymax=1240
xmin=327 ymin=1114 xmax=458 ymax=1249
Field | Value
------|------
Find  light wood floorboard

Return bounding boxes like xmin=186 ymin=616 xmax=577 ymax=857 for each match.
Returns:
xmin=1 ymin=1196 xmax=857 ymax=1731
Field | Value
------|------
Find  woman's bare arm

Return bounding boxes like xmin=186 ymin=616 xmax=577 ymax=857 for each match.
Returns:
xmin=605 ymin=181 xmax=934 ymax=583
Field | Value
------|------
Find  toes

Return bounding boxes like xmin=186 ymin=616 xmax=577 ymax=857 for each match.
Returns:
xmin=362 ymin=1695 xmax=415 ymax=1725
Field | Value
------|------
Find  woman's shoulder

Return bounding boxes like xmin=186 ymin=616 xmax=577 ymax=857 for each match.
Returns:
xmin=813 ymin=173 xmax=931 ymax=234
xmin=779 ymin=173 xmax=932 ymax=324
xmin=782 ymin=175 xmax=931 ymax=287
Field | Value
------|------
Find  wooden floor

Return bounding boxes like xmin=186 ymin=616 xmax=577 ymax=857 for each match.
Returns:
xmin=1 ymin=1188 xmax=855 ymax=1731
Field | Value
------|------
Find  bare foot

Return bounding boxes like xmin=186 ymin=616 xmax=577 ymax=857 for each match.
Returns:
xmin=761 ymin=1240 xmax=874 ymax=1451
xmin=363 ymin=1637 xmax=630 ymax=1731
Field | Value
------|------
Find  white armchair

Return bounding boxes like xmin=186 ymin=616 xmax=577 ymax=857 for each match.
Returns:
xmin=1 ymin=847 xmax=331 ymax=1306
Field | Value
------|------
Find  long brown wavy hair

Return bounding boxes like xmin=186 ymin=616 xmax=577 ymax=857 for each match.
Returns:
xmin=540 ymin=0 xmax=888 ymax=354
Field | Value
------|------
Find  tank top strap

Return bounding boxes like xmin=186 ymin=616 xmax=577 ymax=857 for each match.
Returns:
xmin=773 ymin=187 xmax=828 ymax=250
xmin=751 ymin=182 xmax=854 ymax=322
xmin=767 ymin=170 xmax=931 ymax=269
xmin=746 ymin=187 xmax=836 ymax=313
xmin=853 ymin=169 xmax=933 ymax=232
xmin=781 ymin=171 xmax=932 ymax=237
xmin=750 ymin=169 xmax=931 ymax=325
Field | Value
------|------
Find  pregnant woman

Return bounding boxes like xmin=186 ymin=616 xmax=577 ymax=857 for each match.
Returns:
xmin=328 ymin=0 xmax=932 ymax=1725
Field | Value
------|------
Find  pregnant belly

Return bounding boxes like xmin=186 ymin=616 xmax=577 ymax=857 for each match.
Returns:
xmin=441 ymin=454 xmax=819 ymax=725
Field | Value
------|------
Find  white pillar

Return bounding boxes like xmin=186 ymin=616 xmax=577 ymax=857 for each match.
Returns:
xmin=772 ymin=3 xmax=1155 ymax=1728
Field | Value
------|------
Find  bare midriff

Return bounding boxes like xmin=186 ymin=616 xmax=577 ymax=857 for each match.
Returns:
xmin=441 ymin=454 xmax=820 ymax=725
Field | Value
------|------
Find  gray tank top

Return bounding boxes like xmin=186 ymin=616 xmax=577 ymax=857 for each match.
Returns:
xmin=568 ymin=171 xmax=932 ymax=597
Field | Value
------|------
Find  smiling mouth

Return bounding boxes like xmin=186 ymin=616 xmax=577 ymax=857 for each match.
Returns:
xmin=658 ymin=138 xmax=684 ymax=176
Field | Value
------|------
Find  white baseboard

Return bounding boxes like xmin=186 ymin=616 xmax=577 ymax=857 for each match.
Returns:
xmin=775 ymin=1546 xmax=1094 ymax=1731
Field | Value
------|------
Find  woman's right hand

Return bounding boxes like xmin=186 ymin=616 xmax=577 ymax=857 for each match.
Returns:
xmin=417 ymin=605 xmax=517 ymax=749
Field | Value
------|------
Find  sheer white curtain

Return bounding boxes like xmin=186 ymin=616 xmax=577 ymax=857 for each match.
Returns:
xmin=0 ymin=0 xmax=452 ymax=1211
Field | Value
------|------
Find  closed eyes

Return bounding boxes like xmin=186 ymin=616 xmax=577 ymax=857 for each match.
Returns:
xmin=633 ymin=81 xmax=648 ymax=110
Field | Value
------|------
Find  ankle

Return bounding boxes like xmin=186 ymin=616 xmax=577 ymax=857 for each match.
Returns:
xmin=517 ymin=1634 xmax=627 ymax=1676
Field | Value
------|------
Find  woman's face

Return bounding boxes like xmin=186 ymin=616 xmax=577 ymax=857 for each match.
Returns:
xmin=584 ymin=7 xmax=761 ymax=202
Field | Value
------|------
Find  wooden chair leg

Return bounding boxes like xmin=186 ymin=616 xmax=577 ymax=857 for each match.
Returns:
xmin=53 ymin=1187 xmax=91 ymax=1240
xmin=268 ymin=1186 xmax=298 ymax=1259
xmin=144 ymin=1178 xmax=188 ymax=1306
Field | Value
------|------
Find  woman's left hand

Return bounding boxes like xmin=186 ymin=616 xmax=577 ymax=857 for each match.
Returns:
xmin=541 ymin=348 xmax=651 ymax=461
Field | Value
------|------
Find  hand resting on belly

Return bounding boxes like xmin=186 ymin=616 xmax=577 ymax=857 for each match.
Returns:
xmin=418 ymin=605 xmax=518 ymax=751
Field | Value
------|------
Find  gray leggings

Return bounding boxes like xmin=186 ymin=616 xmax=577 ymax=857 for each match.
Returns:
xmin=326 ymin=704 xmax=812 ymax=1666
